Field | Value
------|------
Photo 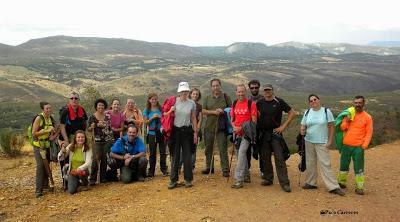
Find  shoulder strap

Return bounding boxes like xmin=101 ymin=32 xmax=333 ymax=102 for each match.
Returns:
xmin=305 ymin=108 xmax=311 ymax=117
xmin=324 ymin=107 xmax=328 ymax=121
xmin=120 ymin=137 xmax=129 ymax=153
xmin=232 ymin=99 xmax=238 ymax=122
xmin=247 ymin=100 xmax=252 ymax=113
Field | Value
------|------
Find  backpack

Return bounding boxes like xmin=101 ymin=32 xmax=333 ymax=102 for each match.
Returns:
xmin=161 ymin=96 xmax=176 ymax=143
xmin=27 ymin=114 xmax=55 ymax=146
xmin=59 ymin=105 xmax=70 ymax=125
xmin=217 ymin=93 xmax=231 ymax=132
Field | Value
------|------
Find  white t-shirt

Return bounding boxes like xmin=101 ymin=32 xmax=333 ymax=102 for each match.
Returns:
xmin=301 ymin=107 xmax=334 ymax=144
xmin=174 ymin=98 xmax=195 ymax=127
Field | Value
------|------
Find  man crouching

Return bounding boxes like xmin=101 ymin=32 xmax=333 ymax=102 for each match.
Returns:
xmin=110 ymin=125 xmax=148 ymax=183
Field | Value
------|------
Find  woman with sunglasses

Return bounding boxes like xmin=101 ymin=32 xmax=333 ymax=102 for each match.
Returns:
xmin=300 ymin=94 xmax=344 ymax=196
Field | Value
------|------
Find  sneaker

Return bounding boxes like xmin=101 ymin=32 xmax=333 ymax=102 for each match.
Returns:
xmin=185 ymin=181 xmax=193 ymax=188
xmin=231 ymin=182 xmax=244 ymax=189
xmin=89 ymin=181 xmax=96 ymax=186
xmin=339 ymin=183 xmax=347 ymax=189
xmin=244 ymin=176 xmax=251 ymax=183
xmin=147 ymin=172 xmax=155 ymax=178
xmin=222 ymin=171 xmax=230 ymax=177
xmin=137 ymin=176 xmax=145 ymax=182
xmin=161 ymin=171 xmax=169 ymax=177
xmin=355 ymin=188 xmax=364 ymax=195
xmin=329 ymin=188 xmax=345 ymax=196
xmin=302 ymin=184 xmax=318 ymax=189
xmin=201 ymin=168 xmax=215 ymax=174
xmin=261 ymin=180 xmax=273 ymax=186
xmin=168 ymin=181 xmax=178 ymax=189
xmin=282 ymin=184 xmax=291 ymax=193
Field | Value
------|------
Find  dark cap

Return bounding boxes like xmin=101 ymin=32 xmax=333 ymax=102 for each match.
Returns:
xmin=263 ymin=83 xmax=273 ymax=90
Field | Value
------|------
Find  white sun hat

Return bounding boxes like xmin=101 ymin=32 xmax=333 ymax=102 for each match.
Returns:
xmin=177 ymin=81 xmax=190 ymax=92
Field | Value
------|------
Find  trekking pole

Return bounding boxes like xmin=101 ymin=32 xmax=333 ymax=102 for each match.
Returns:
xmin=43 ymin=159 xmax=55 ymax=192
xmin=209 ymin=115 xmax=220 ymax=177
xmin=227 ymin=136 xmax=235 ymax=183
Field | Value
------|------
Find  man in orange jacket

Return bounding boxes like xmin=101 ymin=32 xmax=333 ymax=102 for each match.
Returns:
xmin=338 ymin=95 xmax=373 ymax=195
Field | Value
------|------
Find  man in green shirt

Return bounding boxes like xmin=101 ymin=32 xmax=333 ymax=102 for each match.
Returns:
xmin=202 ymin=79 xmax=232 ymax=177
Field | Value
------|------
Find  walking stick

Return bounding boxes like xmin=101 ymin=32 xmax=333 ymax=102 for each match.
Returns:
xmin=227 ymin=134 xmax=235 ymax=183
xmin=43 ymin=159 xmax=55 ymax=192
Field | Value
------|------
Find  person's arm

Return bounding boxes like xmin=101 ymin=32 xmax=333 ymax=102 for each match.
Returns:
xmin=197 ymin=111 xmax=203 ymax=132
xmin=327 ymin=122 xmax=334 ymax=147
xmin=300 ymin=113 xmax=307 ymax=136
xmin=362 ymin=116 xmax=373 ymax=149
xmin=273 ymin=108 xmax=296 ymax=134
xmin=32 ymin=116 xmax=53 ymax=137
xmin=340 ymin=116 xmax=350 ymax=131
xmin=78 ymin=148 xmax=92 ymax=171
xmin=250 ymin=101 xmax=257 ymax=123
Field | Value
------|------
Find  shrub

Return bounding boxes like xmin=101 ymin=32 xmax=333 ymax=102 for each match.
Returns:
xmin=0 ymin=129 xmax=24 ymax=156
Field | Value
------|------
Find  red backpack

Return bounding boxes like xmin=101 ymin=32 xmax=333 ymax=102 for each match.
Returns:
xmin=161 ymin=96 xmax=176 ymax=143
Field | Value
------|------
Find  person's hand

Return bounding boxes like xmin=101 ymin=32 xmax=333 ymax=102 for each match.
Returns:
xmin=98 ymin=121 xmax=105 ymax=128
xmin=273 ymin=125 xmax=285 ymax=134
xmin=61 ymin=140 xmax=69 ymax=148
xmin=124 ymin=158 xmax=131 ymax=166
xmin=326 ymin=141 xmax=332 ymax=148
xmin=232 ymin=125 xmax=241 ymax=133
xmin=46 ymin=126 xmax=54 ymax=133
xmin=362 ymin=145 xmax=368 ymax=150
xmin=215 ymin=108 xmax=223 ymax=115
xmin=300 ymin=128 xmax=306 ymax=136
xmin=123 ymin=154 xmax=131 ymax=160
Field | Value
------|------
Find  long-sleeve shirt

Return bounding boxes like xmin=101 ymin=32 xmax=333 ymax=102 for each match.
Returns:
xmin=340 ymin=111 xmax=373 ymax=149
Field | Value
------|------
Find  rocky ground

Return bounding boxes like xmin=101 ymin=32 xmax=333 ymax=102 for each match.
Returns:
xmin=0 ymin=141 xmax=399 ymax=222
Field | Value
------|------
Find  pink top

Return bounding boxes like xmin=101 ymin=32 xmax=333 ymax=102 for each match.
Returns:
xmin=105 ymin=110 xmax=125 ymax=129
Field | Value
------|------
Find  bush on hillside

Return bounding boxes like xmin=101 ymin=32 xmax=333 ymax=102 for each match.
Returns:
xmin=0 ymin=129 xmax=25 ymax=156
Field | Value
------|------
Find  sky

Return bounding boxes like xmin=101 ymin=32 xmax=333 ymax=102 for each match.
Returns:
xmin=1 ymin=0 xmax=400 ymax=46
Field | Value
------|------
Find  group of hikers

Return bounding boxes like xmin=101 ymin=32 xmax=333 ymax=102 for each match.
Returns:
xmin=30 ymin=78 xmax=373 ymax=198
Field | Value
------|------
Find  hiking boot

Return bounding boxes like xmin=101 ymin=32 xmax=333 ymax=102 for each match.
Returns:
xmin=89 ymin=181 xmax=96 ymax=186
xmin=137 ymin=176 xmax=145 ymax=182
xmin=185 ymin=181 xmax=193 ymax=188
xmin=147 ymin=171 xmax=155 ymax=178
xmin=261 ymin=180 xmax=273 ymax=186
xmin=168 ymin=181 xmax=178 ymax=189
xmin=329 ymin=188 xmax=345 ymax=196
xmin=339 ymin=183 xmax=346 ymax=189
xmin=244 ymin=175 xmax=251 ymax=183
xmin=231 ymin=182 xmax=244 ymax=189
xmin=161 ymin=171 xmax=169 ymax=177
xmin=222 ymin=171 xmax=230 ymax=177
xmin=355 ymin=188 xmax=364 ymax=195
xmin=282 ymin=184 xmax=291 ymax=193
xmin=35 ymin=192 xmax=43 ymax=198
xmin=201 ymin=168 xmax=215 ymax=174
xmin=43 ymin=186 xmax=54 ymax=192
xmin=302 ymin=184 xmax=318 ymax=189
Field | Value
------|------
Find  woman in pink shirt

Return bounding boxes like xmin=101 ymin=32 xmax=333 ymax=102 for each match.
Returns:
xmin=106 ymin=98 xmax=125 ymax=140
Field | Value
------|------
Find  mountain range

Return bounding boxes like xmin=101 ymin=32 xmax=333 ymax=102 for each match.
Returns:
xmin=0 ymin=35 xmax=400 ymax=103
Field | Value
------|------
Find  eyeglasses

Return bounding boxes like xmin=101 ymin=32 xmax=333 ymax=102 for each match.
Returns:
xmin=309 ymin=98 xmax=318 ymax=103
xmin=70 ymin=97 xmax=80 ymax=100
xmin=250 ymin=87 xmax=259 ymax=90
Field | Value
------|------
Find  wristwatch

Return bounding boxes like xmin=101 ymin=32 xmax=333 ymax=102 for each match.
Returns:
xmin=132 ymin=154 xmax=135 ymax=159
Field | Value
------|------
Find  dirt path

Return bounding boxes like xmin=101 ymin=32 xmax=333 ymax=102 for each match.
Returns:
xmin=1 ymin=141 xmax=399 ymax=222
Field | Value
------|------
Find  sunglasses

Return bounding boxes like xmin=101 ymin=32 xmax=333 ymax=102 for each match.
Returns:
xmin=264 ymin=88 xmax=272 ymax=91
xmin=309 ymin=98 xmax=318 ymax=103
xmin=250 ymin=87 xmax=259 ymax=90
xmin=70 ymin=97 xmax=80 ymax=100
